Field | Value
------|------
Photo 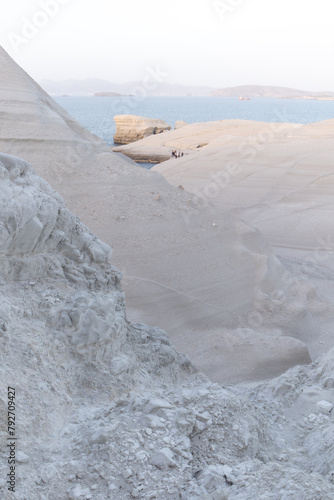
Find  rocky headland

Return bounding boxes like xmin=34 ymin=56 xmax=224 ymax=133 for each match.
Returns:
xmin=113 ymin=115 xmax=171 ymax=144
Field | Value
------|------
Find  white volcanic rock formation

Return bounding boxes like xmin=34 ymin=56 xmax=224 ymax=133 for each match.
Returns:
xmin=113 ymin=115 xmax=171 ymax=144
xmin=0 ymin=47 xmax=108 ymax=170
xmin=147 ymin=119 xmax=334 ymax=259
xmin=112 ymin=117 xmax=334 ymax=266
xmin=113 ymin=119 xmax=334 ymax=359
xmin=0 ymin=153 xmax=334 ymax=499
xmin=0 ymin=47 xmax=323 ymax=383
xmin=112 ymin=119 xmax=291 ymax=162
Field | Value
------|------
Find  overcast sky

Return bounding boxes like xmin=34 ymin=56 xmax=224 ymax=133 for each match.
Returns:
xmin=1 ymin=0 xmax=333 ymax=91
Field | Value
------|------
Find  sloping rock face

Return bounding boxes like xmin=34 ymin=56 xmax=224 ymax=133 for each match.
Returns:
xmin=113 ymin=114 xmax=171 ymax=144
xmin=151 ymin=119 xmax=334 ymax=257
xmin=1 ymin=152 xmax=334 ymax=499
xmin=0 ymin=47 xmax=322 ymax=383
xmin=0 ymin=48 xmax=109 ymax=166
xmin=112 ymin=119 xmax=283 ymax=162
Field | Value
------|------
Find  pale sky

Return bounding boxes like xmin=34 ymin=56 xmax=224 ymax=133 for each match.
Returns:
xmin=1 ymin=0 xmax=333 ymax=91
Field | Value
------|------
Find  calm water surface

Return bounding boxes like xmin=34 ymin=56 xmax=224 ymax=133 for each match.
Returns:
xmin=55 ymin=96 xmax=334 ymax=148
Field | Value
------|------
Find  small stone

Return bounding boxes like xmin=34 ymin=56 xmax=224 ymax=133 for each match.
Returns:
xmin=123 ymin=468 xmax=133 ymax=479
xmin=67 ymin=484 xmax=91 ymax=499
xmin=211 ymin=489 xmax=230 ymax=500
xmin=143 ymin=398 xmax=174 ymax=414
xmin=89 ymin=430 xmax=108 ymax=445
xmin=136 ymin=450 xmax=148 ymax=461
xmin=17 ymin=451 xmax=29 ymax=463
xmin=197 ymin=411 xmax=211 ymax=423
xmin=149 ymin=448 xmax=176 ymax=469
xmin=317 ymin=400 xmax=333 ymax=413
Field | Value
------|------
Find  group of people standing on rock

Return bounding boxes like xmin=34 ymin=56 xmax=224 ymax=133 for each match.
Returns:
xmin=172 ymin=150 xmax=184 ymax=158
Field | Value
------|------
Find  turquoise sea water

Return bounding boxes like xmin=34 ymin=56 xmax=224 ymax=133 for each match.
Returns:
xmin=55 ymin=96 xmax=334 ymax=148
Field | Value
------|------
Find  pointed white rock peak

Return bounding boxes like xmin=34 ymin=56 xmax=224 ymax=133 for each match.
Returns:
xmin=0 ymin=46 xmax=106 ymax=145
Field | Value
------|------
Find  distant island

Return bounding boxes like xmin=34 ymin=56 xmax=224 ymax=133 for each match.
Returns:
xmin=286 ymin=95 xmax=334 ymax=101
xmin=39 ymin=79 xmax=334 ymax=100
xmin=39 ymin=78 xmax=214 ymax=97
xmin=212 ymin=85 xmax=334 ymax=100
xmin=94 ymin=91 xmax=128 ymax=97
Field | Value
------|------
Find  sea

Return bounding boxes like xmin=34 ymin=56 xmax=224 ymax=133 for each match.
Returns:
xmin=55 ymin=95 xmax=334 ymax=164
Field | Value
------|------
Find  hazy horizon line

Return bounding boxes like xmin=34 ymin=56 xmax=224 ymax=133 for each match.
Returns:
xmin=38 ymin=78 xmax=334 ymax=94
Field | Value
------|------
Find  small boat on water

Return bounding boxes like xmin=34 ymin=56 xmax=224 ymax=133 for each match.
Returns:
xmin=238 ymin=96 xmax=251 ymax=100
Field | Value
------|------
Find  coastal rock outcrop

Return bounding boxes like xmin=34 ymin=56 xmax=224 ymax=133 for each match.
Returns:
xmin=175 ymin=120 xmax=188 ymax=129
xmin=113 ymin=114 xmax=171 ymax=144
